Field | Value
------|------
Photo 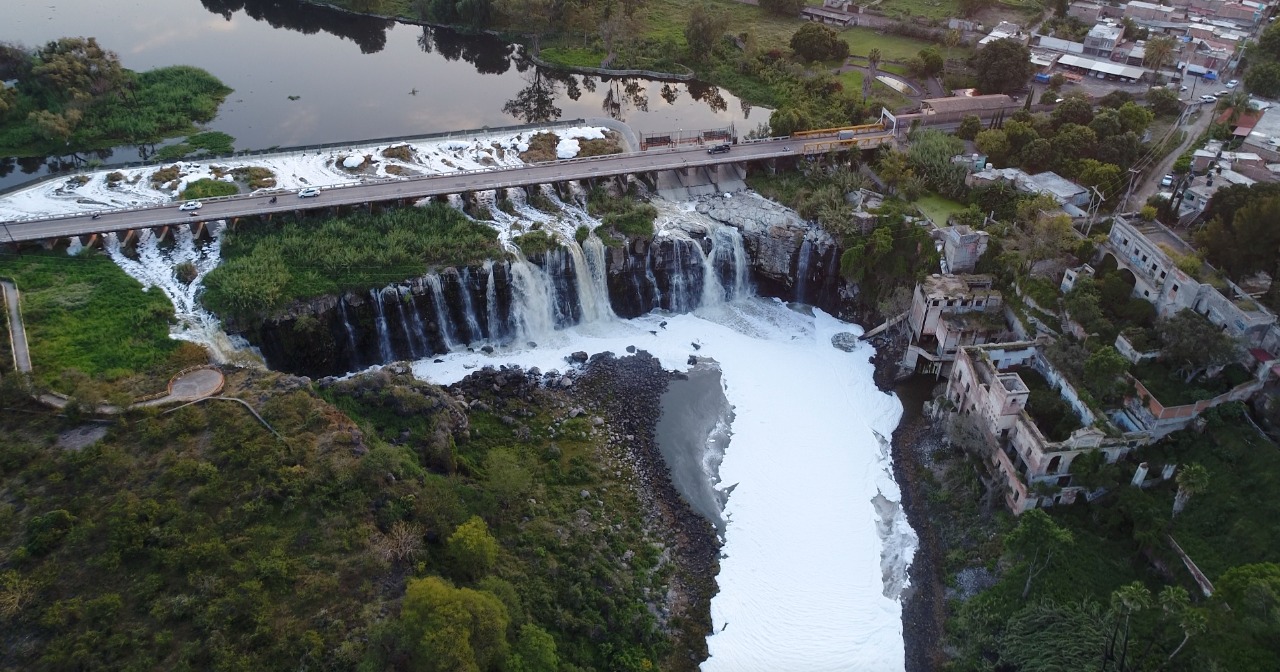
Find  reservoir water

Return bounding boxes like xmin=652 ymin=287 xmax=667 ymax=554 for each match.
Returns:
xmin=1 ymin=0 xmax=760 ymax=190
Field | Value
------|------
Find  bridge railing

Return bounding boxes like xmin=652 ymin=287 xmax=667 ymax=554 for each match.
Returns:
xmin=5 ymin=140 xmax=804 ymax=228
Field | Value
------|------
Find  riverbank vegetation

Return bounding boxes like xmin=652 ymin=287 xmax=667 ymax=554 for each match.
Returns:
xmin=0 ymin=251 xmax=200 ymax=397
xmin=0 ymin=357 xmax=701 ymax=670
xmin=934 ymin=404 xmax=1280 ymax=670
xmin=0 ymin=38 xmax=231 ymax=156
xmin=201 ymin=204 xmax=504 ymax=320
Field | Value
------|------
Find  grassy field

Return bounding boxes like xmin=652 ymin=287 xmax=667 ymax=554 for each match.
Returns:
xmin=872 ymin=0 xmax=962 ymax=20
xmin=914 ymin=193 xmax=967 ymax=224
xmin=0 ymin=251 xmax=195 ymax=393
xmin=835 ymin=70 xmax=914 ymax=111
xmin=840 ymin=27 xmax=971 ymax=62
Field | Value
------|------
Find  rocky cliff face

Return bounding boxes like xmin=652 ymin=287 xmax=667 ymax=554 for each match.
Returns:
xmin=244 ymin=195 xmax=853 ymax=377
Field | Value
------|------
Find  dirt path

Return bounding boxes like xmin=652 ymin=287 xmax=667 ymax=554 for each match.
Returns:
xmin=1 ymin=279 xmax=33 ymax=373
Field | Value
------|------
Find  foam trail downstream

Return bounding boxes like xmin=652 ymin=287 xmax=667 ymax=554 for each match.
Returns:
xmin=413 ymin=298 xmax=915 ymax=672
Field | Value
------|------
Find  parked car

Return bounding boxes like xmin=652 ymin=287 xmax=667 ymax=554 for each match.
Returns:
xmin=707 ymin=144 xmax=731 ymax=155
xmin=298 ymin=187 xmax=321 ymax=198
xmin=1179 ymin=85 xmax=1188 ymax=92
xmin=1227 ymin=79 xmax=1239 ymax=88
xmin=178 ymin=201 xmax=202 ymax=211
xmin=1200 ymin=94 xmax=1217 ymax=103
xmin=1161 ymin=174 xmax=1174 ymax=187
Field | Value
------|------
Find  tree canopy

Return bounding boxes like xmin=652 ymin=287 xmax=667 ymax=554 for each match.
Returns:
xmin=973 ymin=38 xmax=1034 ymax=95
xmin=789 ymin=23 xmax=849 ymax=63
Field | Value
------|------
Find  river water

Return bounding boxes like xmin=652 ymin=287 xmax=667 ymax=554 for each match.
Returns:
xmin=1 ymin=0 xmax=760 ymax=190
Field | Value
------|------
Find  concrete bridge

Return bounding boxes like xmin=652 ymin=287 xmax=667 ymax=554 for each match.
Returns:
xmin=1 ymin=131 xmax=894 ymax=245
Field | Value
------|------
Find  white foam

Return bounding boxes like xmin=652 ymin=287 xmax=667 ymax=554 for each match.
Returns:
xmin=413 ymin=299 xmax=915 ymax=670
xmin=0 ymin=125 xmax=614 ymax=221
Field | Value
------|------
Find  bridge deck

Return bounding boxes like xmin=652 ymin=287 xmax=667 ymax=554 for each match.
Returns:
xmin=3 ymin=133 xmax=893 ymax=243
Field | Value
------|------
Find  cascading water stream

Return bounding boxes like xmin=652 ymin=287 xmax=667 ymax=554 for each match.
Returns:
xmin=425 ymin=274 xmax=457 ymax=351
xmin=393 ymin=287 xmax=419 ymax=359
xmin=337 ymin=297 xmax=360 ymax=367
xmin=102 ymin=223 xmax=258 ymax=366
xmin=457 ymin=269 xmax=484 ymax=343
xmin=484 ymin=260 xmax=502 ymax=341
xmin=405 ymin=289 xmax=432 ymax=355
xmin=696 ymin=234 xmax=728 ymax=308
xmin=645 ymin=245 xmax=663 ymax=308
xmin=795 ymin=237 xmax=814 ymax=304
xmin=507 ymin=253 xmax=558 ymax=344
xmin=370 ymin=288 xmax=394 ymax=363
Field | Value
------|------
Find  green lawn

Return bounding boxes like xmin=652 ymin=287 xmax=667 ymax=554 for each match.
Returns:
xmin=836 ymin=70 xmax=913 ymax=110
xmin=0 ymin=250 xmax=194 ymax=392
xmin=913 ymin=193 xmax=967 ymax=225
xmin=873 ymin=0 xmax=962 ymax=20
xmin=840 ymin=27 xmax=971 ymax=62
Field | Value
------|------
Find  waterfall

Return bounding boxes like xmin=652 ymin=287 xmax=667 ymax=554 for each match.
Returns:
xmin=645 ymin=244 xmax=663 ymax=309
xmin=508 ymin=254 xmax=558 ymax=343
xmin=697 ymin=236 xmax=728 ymax=308
xmin=457 ymin=268 xmax=483 ymax=343
xmin=103 ymin=222 xmax=258 ymax=366
xmin=719 ymin=225 xmax=750 ymax=301
xmin=484 ymin=260 xmax=501 ymax=341
xmin=370 ymin=288 xmax=394 ymax=363
xmin=669 ymin=237 xmax=689 ymax=312
xmin=337 ymin=297 xmax=360 ymax=367
xmin=393 ymin=287 xmax=419 ymax=359
xmin=445 ymin=193 xmax=466 ymax=212
xmin=405 ymin=289 xmax=432 ymax=355
xmin=568 ymin=237 xmax=614 ymax=323
xmin=425 ymin=274 xmax=457 ymax=351
xmin=795 ymin=237 xmax=814 ymax=304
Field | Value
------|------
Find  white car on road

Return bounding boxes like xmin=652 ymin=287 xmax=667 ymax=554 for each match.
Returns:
xmin=298 ymin=187 xmax=321 ymax=198
xmin=1200 ymin=94 xmax=1217 ymax=103
xmin=177 ymin=201 xmax=202 ymax=211
xmin=1227 ymin=79 xmax=1239 ymax=88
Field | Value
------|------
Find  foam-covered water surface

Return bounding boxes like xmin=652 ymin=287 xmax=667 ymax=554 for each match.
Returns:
xmin=414 ymin=298 xmax=916 ymax=670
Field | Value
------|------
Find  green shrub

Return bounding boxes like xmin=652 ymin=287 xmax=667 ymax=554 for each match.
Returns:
xmin=513 ymin=230 xmax=559 ymax=256
xmin=180 ymin=178 xmax=238 ymax=200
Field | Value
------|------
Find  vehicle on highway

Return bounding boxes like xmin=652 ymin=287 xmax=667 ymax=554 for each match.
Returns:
xmin=1227 ymin=79 xmax=1239 ymax=88
xmin=1161 ymin=174 xmax=1174 ymax=187
xmin=178 ymin=201 xmax=202 ymax=211
xmin=298 ymin=187 xmax=321 ymax=198
xmin=707 ymin=144 xmax=731 ymax=155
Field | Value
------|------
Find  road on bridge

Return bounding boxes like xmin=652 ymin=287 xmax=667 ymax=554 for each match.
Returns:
xmin=2 ymin=135 xmax=892 ymax=243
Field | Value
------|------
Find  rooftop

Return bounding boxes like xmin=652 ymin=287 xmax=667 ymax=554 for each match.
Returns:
xmin=1088 ymin=23 xmax=1124 ymax=40
xmin=1243 ymin=106 xmax=1280 ymax=150
xmin=922 ymin=273 xmax=998 ymax=297
xmin=1127 ymin=0 xmax=1176 ymax=12
xmin=1058 ymin=53 xmax=1147 ymax=79
xmin=1029 ymin=171 xmax=1088 ymax=200
xmin=921 ymin=94 xmax=1016 ymax=114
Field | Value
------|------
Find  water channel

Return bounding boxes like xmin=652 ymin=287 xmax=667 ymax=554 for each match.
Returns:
xmin=1 ymin=0 xmax=763 ymax=190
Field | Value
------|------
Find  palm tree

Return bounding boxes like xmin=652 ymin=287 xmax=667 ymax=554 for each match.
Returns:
xmin=1172 ymin=463 xmax=1209 ymax=517
xmin=1107 ymin=582 xmax=1153 ymax=669
xmin=1219 ymin=89 xmax=1253 ymax=125
xmin=864 ymin=48 xmax=882 ymax=101
xmin=1144 ymin=36 xmax=1178 ymax=85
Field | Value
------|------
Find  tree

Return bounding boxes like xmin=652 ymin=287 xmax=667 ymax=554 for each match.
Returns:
xmin=30 ymin=37 xmax=128 ymax=105
xmin=1145 ymin=87 xmax=1181 ymax=116
xmin=399 ymin=576 xmax=511 ymax=672
xmin=875 ymin=148 xmax=913 ymax=195
xmin=1108 ymin=581 xmax=1153 ymax=666
xmin=1246 ymin=61 xmax=1280 ymax=98
xmin=1157 ymin=309 xmax=1241 ymax=383
xmin=1159 ymin=585 xmax=1206 ymax=663
xmin=768 ymin=105 xmax=811 ymax=136
xmin=1083 ymin=346 xmax=1130 ymax=403
xmin=685 ymin=4 xmax=728 ymax=63
xmin=448 ymin=516 xmax=499 ymax=579
xmin=789 ymin=23 xmax=848 ymax=63
xmin=1172 ymin=462 xmax=1209 ymax=516
xmin=865 ymin=48 xmax=882 ymax=101
xmin=1197 ymin=191 xmax=1280 ymax=282
xmin=760 ymin=0 xmax=805 ymax=16
xmin=1076 ymin=159 xmax=1123 ymax=200
xmin=1006 ymin=508 xmax=1074 ymax=600
xmin=1258 ymin=22 xmax=1280 ymax=61
xmin=973 ymin=38 xmax=1034 ymax=95
xmin=1020 ymin=138 xmax=1055 ymax=172
xmin=956 ymin=114 xmax=982 ymax=140
xmin=917 ymin=47 xmax=944 ymax=77
xmin=1088 ymin=108 xmax=1123 ymax=138
xmin=1000 ymin=599 xmax=1113 ymax=671
xmin=1049 ymin=123 xmax=1098 ymax=167
xmin=1143 ymin=35 xmax=1178 ymax=83
xmin=509 ymin=624 xmax=559 ymax=672
xmin=1052 ymin=95 xmax=1094 ymax=127
xmin=975 ymin=129 xmax=1011 ymax=165
xmin=483 ymin=448 xmax=532 ymax=510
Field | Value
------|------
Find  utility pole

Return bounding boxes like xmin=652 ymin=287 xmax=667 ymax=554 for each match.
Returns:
xmin=1120 ymin=167 xmax=1141 ymax=214
xmin=1086 ymin=185 xmax=1106 ymax=236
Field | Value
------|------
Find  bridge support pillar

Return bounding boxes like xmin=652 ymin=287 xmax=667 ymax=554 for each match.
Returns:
xmin=121 ymin=229 xmax=137 ymax=248
xmin=80 ymin=234 xmax=100 ymax=250
xmin=766 ymin=158 xmax=777 ymax=175
xmin=189 ymin=221 xmax=206 ymax=239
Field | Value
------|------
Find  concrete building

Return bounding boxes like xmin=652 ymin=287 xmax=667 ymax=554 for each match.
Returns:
xmin=944 ymin=343 xmax=1149 ymax=512
xmin=980 ymin=21 xmax=1029 ymax=46
xmin=1085 ymin=23 xmax=1125 ymax=56
xmin=1180 ymin=168 xmax=1255 ymax=215
xmin=1069 ymin=1 xmax=1106 ymax=22
xmin=1057 ymin=53 xmax=1148 ymax=82
xmin=902 ymin=274 xmax=1008 ymax=376
xmin=966 ymin=168 xmax=1092 ymax=216
xmin=1241 ymin=106 xmax=1280 ymax=163
xmin=1126 ymin=1 xmax=1180 ymax=21
xmin=919 ymin=94 xmax=1018 ymax=116
xmin=940 ymin=225 xmax=991 ymax=273
xmin=1104 ymin=217 xmax=1276 ymax=341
